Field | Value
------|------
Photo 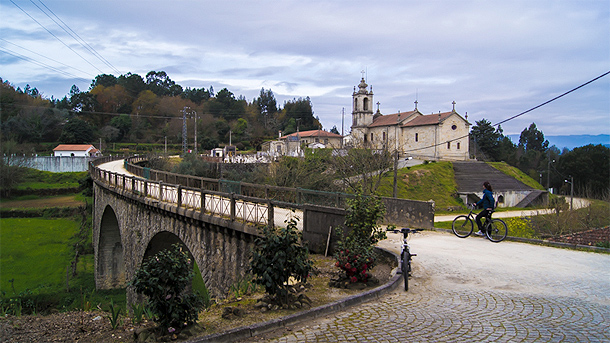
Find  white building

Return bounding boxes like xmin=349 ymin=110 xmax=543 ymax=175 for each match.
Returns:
xmin=53 ymin=144 xmax=100 ymax=157
xmin=349 ymin=77 xmax=471 ymax=161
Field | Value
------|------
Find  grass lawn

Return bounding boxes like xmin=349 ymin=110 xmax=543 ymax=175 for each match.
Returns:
xmin=17 ymin=169 xmax=86 ymax=190
xmin=0 ymin=217 xmax=80 ymax=295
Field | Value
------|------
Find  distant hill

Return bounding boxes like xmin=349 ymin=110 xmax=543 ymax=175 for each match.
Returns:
xmin=508 ymin=134 xmax=610 ymax=150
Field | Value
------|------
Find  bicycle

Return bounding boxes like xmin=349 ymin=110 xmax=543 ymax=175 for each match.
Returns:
xmin=387 ymin=227 xmax=423 ymax=291
xmin=451 ymin=203 xmax=508 ymax=242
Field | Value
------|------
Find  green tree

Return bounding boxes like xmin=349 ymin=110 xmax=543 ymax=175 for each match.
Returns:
xmin=282 ymin=97 xmax=318 ymax=132
xmin=90 ymin=74 xmax=118 ymax=89
xmin=519 ymin=123 xmax=549 ymax=153
xmin=146 ymin=71 xmax=182 ymax=97
xmin=255 ymin=88 xmax=278 ymax=129
xmin=470 ymin=119 xmax=503 ymax=161
xmin=110 ymin=114 xmax=132 ymax=141
xmin=118 ymin=72 xmax=146 ymax=97
xmin=59 ymin=117 xmax=94 ymax=143
xmin=330 ymin=125 xmax=340 ymax=135
xmin=557 ymin=144 xmax=610 ymax=199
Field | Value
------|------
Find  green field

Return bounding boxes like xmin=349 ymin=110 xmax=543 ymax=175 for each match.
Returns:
xmin=0 ymin=217 xmax=80 ymax=295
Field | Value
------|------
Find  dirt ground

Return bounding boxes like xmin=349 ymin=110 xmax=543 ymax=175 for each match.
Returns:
xmin=0 ymin=255 xmax=393 ymax=343
xmin=0 ymin=195 xmax=85 ymax=209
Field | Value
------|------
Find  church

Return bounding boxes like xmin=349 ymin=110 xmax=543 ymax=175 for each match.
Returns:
xmin=348 ymin=77 xmax=470 ymax=161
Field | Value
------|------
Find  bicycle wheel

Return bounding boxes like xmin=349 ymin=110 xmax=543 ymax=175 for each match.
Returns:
xmin=486 ymin=219 xmax=508 ymax=242
xmin=402 ymin=250 xmax=410 ymax=291
xmin=452 ymin=215 xmax=474 ymax=238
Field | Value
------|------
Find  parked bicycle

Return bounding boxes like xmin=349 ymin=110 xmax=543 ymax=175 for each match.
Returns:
xmin=452 ymin=203 xmax=508 ymax=242
xmin=387 ymin=227 xmax=423 ymax=291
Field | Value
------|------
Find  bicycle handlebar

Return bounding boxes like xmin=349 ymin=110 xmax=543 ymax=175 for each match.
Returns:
xmin=387 ymin=227 xmax=424 ymax=234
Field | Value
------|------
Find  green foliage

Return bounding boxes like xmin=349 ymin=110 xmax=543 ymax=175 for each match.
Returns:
xmin=250 ymin=216 xmax=314 ymax=304
xmin=504 ymin=217 xmax=537 ymax=239
xmin=229 ymin=275 xmax=259 ymax=300
xmin=377 ymin=161 xmax=462 ymax=210
xmin=107 ymin=299 xmax=123 ymax=329
xmin=267 ymin=149 xmax=337 ymax=191
xmin=556 ymin=144 xmax=610 ymax=199
xmin=172 ymin=154 xmax=219 ymax=178
xmin=59 ymin=116 xmax=94 ymax=144
xmin=487 ymin=162 xmax=545 ymax=190
xmin=131 ymin=302 xmax=146 ymax=324
xmin=130 ymin=244 xmax=203 ymax=332
xmin=334 ymin=190 xmax=387 ymax=283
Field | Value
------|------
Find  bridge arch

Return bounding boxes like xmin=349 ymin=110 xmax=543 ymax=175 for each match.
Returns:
xmin=97 ymin=205 xmax=126 ymax=289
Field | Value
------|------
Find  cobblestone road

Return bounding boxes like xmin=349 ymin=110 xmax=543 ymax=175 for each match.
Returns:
xmin=251 ymin=231 xmax=610 ymax=342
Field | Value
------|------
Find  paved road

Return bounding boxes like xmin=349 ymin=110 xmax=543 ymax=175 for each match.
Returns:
xmin=250 ymin=231 xmax=610 ymax=342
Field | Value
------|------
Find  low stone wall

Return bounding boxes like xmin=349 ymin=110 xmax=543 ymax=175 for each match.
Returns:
xmin=381 ymin=197 xmax=435 ymax=229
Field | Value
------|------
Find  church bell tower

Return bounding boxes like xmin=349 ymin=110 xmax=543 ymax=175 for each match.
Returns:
xmin=351 ymin=76 xmax=374 ymax=133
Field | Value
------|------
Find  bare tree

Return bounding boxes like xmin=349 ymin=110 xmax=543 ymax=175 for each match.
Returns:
xmin=331 ymin=141 xmax=394 ymax=195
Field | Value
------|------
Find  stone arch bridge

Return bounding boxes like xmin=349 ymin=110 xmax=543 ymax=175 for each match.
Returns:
xmin=90 ymin=156 xmax=433 ymax=302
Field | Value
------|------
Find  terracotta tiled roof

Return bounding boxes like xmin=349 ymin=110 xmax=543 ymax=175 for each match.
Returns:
xmin=369 ymin=110 xmax=418 ymax=128
xmin=53 ymin=144 xmax=95 ymax=151
xmin=401 ymin=111 xmax=454 ymax=127
xmin=281 ymin=129 xmax=342 ymax=139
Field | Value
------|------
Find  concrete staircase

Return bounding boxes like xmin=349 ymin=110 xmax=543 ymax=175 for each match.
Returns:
xmin=452 ymin=161 xmax=546 ymax=207
xmin=453 ymin=161 xmax=533 ymax=193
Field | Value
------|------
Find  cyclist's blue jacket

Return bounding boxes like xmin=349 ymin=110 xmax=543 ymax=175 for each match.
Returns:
xmin=476 ymin=189 xmax=495 ymax=209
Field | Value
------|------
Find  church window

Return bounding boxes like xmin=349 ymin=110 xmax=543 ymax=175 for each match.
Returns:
xmin=354 ymin=99 xmax=358 ymax=111
xmin=452 ymin=124 xmax=457 ymax=130
xmin=315 ymin=138 xmax=319 ymax=143
xmin=370 ymin=133 xmax=374 ymax=142
xmin=382 ymin=132 xmax=386 ymax=141
xmin=415 ymin=133 xmax=419 ymax=142
xmin=457 ymin=142 xmax=461 ymax=149
xmin=447 ymin=142 xmax=451 ymax=149
xmin=364 ymin=98 xmax=369 ymax=111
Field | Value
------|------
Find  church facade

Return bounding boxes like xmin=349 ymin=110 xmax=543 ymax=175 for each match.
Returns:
xmin=349 ymin=78 xmax=470 ymax=161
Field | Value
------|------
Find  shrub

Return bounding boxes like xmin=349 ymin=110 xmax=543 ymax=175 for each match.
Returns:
xmin=130 ymin=244 xmax=203 ymax=333
xmin=250 ymin=216 xmax=313 ymax=304
xmin=504 ymin=217 xmax=537 ymax=239
xmin=334 ymin=190 xmax=387 ymax=283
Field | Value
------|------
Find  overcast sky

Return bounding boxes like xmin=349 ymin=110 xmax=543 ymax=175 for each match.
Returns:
xmin=1 ymin=0 xmax=609 ymax=140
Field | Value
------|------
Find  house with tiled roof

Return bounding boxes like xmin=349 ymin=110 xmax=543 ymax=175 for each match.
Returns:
xmin=261 ymin=129 xmax=343 ymax=158
xmin=349 ymin=77 xmax=470 ymax=161
xmin=53 ymin=144 xmax=100 ymax=157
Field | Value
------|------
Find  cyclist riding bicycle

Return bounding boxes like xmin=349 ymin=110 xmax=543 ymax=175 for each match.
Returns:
xmin=474 ymin=181 xmax=495 ymax=236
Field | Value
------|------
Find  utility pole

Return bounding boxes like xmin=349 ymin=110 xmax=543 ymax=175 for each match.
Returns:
xmin=182 ymin=106 xmax=189 ymax=155
xmin=565 ymin=176 xmax=574 ymax=210
xmin=193 ymin=110 xmax=198 ymax=155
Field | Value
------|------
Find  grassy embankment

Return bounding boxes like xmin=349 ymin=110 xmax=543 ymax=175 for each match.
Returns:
xmin=0 ymin=169 xmax=123 ymax=314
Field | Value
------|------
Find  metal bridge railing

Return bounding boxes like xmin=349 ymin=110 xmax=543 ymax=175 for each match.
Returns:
xmin=91 ymin=162 xmax=278 ymax=227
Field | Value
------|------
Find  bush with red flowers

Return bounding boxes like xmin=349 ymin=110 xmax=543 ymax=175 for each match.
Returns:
xmin=334 ymin=189 xmax=386 ymax=283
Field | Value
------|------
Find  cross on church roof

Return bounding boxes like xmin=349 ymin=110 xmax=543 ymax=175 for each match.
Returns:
xmin=452 ymin=101 xmax=456 ymax=111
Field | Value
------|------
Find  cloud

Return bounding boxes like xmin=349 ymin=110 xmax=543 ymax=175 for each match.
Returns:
xmin=0 ymin=0 xmax=608 ymax=137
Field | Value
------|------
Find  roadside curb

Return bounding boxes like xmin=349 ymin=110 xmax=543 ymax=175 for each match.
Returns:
xmin=188 ymin=248 xmax=402 ymax=343
xmin=432 ymin=228 xmax=610 ymax=253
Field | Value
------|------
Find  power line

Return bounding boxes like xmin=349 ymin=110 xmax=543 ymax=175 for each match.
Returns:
xmin=9 ymin=0 xmax=104 ymax=74
xmin=0 ymin=47 xmax=90 ymax=83
xmin=1 ymin=38 xmax=91 ymax=76
xmin=492 ymin=70 xmax=610 ymax=127
xmin=404 ymin=71 xmax=610 ymax=154
xmin=34 ymin=0 xmax=121 ymax=75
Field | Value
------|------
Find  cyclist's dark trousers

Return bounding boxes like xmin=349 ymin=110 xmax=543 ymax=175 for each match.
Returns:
xmin=475 ymin=209 xmax=491 ymax=232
